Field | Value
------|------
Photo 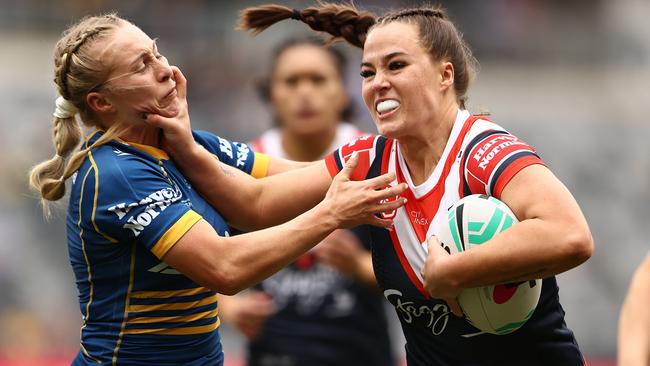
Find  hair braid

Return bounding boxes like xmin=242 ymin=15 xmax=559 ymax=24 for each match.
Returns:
xmin=239 ymin=3 xmax=376 ymax=49
xmin=55 ymin=27 xmax=108 ymax=99
xmin=30 ymin=14 xmax=126 ymax=217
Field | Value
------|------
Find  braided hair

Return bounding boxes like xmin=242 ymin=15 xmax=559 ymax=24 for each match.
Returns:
xmin=29 ymin=14 xmax=131 ymax=216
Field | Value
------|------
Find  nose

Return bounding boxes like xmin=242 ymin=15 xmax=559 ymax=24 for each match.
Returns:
xmin=371 ymin=71 xmax=390 ymax=92
xmin=154 ymin=58 xmax=173 ymax=83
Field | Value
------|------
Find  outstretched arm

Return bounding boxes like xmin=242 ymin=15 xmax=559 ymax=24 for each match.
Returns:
xmin=146 ymin=67 xmax=343 ymax=230
xmin=171 ymin=143 xmax=331 ymax=230
xmin=162 ymin=154 xmax=405 ymax=295
xmin=618 ymin=252 xmax=650 ymax=366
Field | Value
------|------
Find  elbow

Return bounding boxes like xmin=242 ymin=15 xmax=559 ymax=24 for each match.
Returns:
xmin=205 ymin=265 xmax=246 ymax=296
xmin=562 ymin=225 xmax=594 ymax=267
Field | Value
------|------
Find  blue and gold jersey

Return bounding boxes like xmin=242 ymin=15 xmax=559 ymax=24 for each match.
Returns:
xmin=67 ymin=130 xmax=268 ymax=365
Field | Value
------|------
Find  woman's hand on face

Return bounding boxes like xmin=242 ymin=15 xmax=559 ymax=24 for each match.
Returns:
xmin=324 ymin=152 xmax=407 ymax=229
xmin=143 ymin=66 xmax=196 ymax=156
xmin=422 ymin=236 xmax=463 ymax=317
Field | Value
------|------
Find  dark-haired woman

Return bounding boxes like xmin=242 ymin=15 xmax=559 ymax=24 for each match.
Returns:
xmin=150 ymin=3 xmax=593 ymax=365
xmin=219 ymin=37 xmax=394 ymax=366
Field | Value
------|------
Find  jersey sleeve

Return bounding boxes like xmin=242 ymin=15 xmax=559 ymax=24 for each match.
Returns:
xmin=192 ymin=130 xmax=269 ymax=178
xmin=325 ymin=135 xmax=381 ymax=181
xmin=89 ymin=153 xmax=201 ymax=259
xmin=462 ymin=130 xmax=545 ymax=198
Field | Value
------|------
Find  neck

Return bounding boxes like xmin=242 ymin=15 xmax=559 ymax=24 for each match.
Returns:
xmin=119 ymin=124 xmax=162 ymax=147
xmin=398 ymin=105 xmax=459 ymax=186
xmin=281 ymin=126 xmax=337 ymax=162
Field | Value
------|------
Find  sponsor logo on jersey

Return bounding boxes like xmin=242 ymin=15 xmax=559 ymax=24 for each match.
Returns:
xmin=234 ymin=142 xmax=250 ymax=168
xmin=108 ymin=186 xmax=183 ymax=237
xmin=217 ymin=136 xmax=234 ymax=159
xmin=471 ymin=134 xmax=528 ymax=170
xmin=379 ymin=191 xmax=399 ymax=219
xmin=384 ymin=289 xmax=450 ymax=335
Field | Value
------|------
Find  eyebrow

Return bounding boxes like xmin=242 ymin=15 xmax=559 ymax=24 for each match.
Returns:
xmin=126 ymin=39 xmax=158 ymax=70
xmin=360 ymin=51 xmax=407 ymax=68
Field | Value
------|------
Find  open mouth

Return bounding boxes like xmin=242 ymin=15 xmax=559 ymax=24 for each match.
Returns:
xmin=164 ymin=87 xmax=177 ymax=100
xmin=376 ymin=99 xmax=400 ymax=117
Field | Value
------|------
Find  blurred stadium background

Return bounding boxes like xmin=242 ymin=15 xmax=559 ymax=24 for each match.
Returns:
xmin=1 ymin=0 xmax=648 ymax=365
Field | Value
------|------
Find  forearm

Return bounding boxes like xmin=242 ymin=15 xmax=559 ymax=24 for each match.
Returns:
xmin=172 ymin=146 xmax=330 ymax=230
xmin=445 ymin=218 xmax=591 ymax=288
xmin=172 ymin=144 xmax=263 ymax=229
xmin=220 ymin=202 xmax=338 ymax=293
xmin=253 ymin=161 xmax=331 ymax=228
xmin=618 ymin=255 xmax=650 ymax=366
xmin=266 ymin=156 xmax=314 ymax=176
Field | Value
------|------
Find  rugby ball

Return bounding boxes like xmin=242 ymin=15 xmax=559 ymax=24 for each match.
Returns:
xmin=436 ymin=194 xmax=541 ymax=335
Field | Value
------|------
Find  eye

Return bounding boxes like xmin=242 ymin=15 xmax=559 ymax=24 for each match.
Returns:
xmin=388 ymin=61 xmax=406 ymax=71
xmin=360 ymin=69 xmax=375 ymax=78
xmin=311 ymin=75 xmax=326 ymax=85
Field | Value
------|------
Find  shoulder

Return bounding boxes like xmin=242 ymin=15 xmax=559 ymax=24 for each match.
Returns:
xmin=461 ymin=116 xmax=545 ymax=198
xmin=325 ymin=135 xmax=390 ymax=180
xmin=88 ymin=142 xmax=162 ymax=187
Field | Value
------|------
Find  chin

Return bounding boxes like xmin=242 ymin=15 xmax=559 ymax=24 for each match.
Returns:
xmin=374 ymin=120 xmax=402 ymax=139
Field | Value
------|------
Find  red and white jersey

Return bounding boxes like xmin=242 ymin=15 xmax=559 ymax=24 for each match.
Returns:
xmin=325 ymin=109 xmax=544 ymax=297
xmin=249 ymin=122 xmax=365 ymax=158
xmin=324 ymin=111 xmax=585 ymax=366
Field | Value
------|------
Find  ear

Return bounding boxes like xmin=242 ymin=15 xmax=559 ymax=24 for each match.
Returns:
xmin=440 ymin=61 xmax=454 ymax=92
xmin=86 ymin=91 xmax=114 ymax=114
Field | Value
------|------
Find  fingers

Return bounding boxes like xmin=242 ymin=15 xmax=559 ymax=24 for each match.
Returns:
xmin=365 ymin=171 xmax=397 ymax=189
xmin=365 ymin=215 xmax=396 ymax=228
xmin=336 ymin=151 xmax=359 ymax=182
xmin=171 ymin=66 xmax=187 ymax=100
xmin=427 ymin=235 xmax=441 ymax=249
xmin=369 ymin=183 xmax=408 ymax=202
xmin=367 ymin=196 xmax=407 ymax=215
xmin=143 ymin=113 xmax=169 ymax=129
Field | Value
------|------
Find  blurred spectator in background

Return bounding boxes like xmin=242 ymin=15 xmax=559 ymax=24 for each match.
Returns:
xmin=618 ymin=251 xmax=650 ymax=366
xmin=219 ymin=37 xmax=395 ymax=366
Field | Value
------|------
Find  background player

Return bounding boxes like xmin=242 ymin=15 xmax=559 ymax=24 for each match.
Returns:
xmin=28 ymin=14 xmax=405 ymax=365
xmin=618 ymin=251 xmax=650 ymax=366
xmin=219 ymin=37 xmax=394 ymax=366
xmin=147 ymin=3 xmax=594 ymax=365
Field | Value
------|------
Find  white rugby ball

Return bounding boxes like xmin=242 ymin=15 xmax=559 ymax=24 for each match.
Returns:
xmin=436 ymin=194 xmax=541 ymax=335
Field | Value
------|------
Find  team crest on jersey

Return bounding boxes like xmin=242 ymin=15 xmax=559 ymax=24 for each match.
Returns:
xmin=379 ymin=189 xmax=400 ymax=219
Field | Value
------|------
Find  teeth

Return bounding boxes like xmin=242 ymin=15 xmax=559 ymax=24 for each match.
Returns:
xmin=377 ymin=100 xmax=400 ymax=114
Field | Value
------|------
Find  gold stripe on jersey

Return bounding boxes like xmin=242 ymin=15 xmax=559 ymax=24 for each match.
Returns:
xmin=150 ymin=210 xmax=202 ymax=259
xmin=127 ymin=294 xmax=218 ymax=312
xmin=127 ymin=141 xmax=170 ymax=160
xmin=130 ymin=286 xmax=212 ymax=299
xmin=127 ymin=308 xmax=218 ymax=324
xmin=251 ymin=152 xmax=270 ymax=178
xmin=112 ymin=243 xmax=137 ymax=366
xmin=88 ymin=151 xmax=118 ymax=243
xmin=122 ymin=318 xmax=221 ymax=335
xmin=77 ymin=164 xmax=102 ymax=364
